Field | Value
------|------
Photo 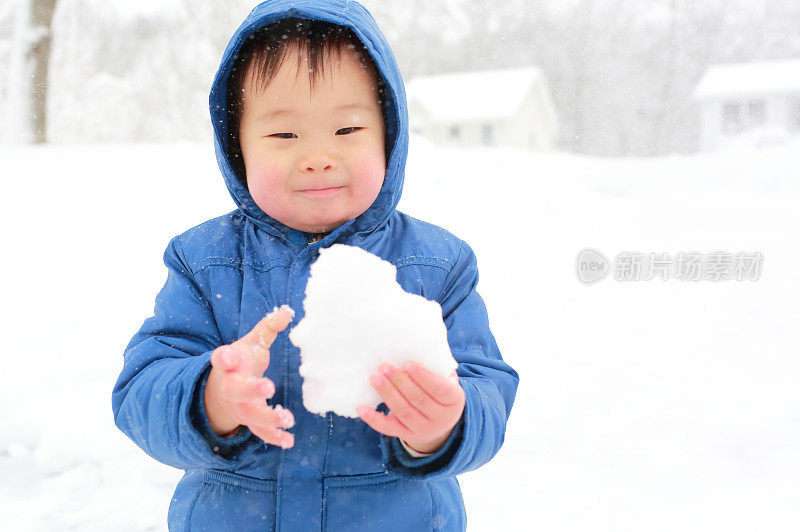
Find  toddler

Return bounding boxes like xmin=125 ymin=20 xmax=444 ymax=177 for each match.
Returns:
xmin=112 ymin=1 xmax=518 ymax=530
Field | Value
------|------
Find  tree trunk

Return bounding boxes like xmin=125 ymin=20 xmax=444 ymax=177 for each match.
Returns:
xmin=3 ymin=0 xmax=56 ymax=144
xmin=29 ymin=0 xmax=58 ymax=143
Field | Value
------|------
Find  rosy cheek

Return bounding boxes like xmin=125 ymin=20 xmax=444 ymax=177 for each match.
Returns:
xmin=245 ymin=162 xmax=288 ymax=212
xmin=358 ymin=155 xmax=386 ymax=193
xmin=246 ymin=161 xmax=281 ymax=194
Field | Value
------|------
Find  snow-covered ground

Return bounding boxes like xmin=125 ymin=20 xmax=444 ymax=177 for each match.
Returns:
xmin=1 ymin=137 xmax=798 ymax=530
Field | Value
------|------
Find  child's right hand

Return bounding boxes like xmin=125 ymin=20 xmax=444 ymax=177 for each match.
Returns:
xmin=204 ymin=306 xmax=296 ymax=449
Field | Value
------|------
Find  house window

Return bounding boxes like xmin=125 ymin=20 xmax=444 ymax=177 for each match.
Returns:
xmin=449 ymin=125 xmax=460 ymax=140
xmin=748 ymin=100 xmax=765 ymax=127
xmin=722 ymin=102 xmax=742 ymax=134
xmin=482 ymin=124 xmax=493 ymax=146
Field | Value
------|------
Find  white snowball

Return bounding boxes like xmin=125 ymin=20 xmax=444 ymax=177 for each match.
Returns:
xmin=289 ymin=244 xmax=457 ymax=418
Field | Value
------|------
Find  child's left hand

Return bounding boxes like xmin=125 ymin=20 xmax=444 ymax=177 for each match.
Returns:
xmin=356 ymin=361 xmax=465 ymax=454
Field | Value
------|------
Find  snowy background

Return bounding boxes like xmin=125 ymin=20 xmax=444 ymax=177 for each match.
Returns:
xmin=2 ymin=0 xmax=800 ymax=153
xmin=1 ymin=137 xmax=798 ymax=530
xmin=2 ymin=0 xmax=800 ymax=530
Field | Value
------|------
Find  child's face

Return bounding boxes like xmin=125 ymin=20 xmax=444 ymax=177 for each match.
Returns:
xmin=238 ymin=45 xmax=386 ymax=234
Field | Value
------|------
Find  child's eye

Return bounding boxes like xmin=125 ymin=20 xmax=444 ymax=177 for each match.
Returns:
xmin=336 ymin=127 xmax=361 ymax=135
xmin=269 ymin=133 xmax=297 ymax=139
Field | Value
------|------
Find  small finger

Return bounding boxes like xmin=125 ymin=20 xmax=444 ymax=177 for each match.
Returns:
xmin=271 ymin=405 xmax=295 ymax=429
xmin=370 ymin=369 xmax=427 ymax=426
xmin=356 ymin=405 xmax=407 ymax=438
xmin=221 ymin=374 xmax=273 ymax=403
xmin=404 ymin=362 xmax=464 ymax=406
xmin=252 ymin=378 xmax=275 ymax=400
xmin=240 ymin=306 xmax=294 ymax=352
xmin=381 ymin=364 xmax=438 ymax=419
xmin=249 ymin=424 xmax=294 ymax=449
xmin=242 ymin=400 xmax=295 ymax=430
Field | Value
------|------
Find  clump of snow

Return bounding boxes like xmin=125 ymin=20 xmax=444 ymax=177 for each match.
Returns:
xmin=289 ymin=244 xmax=457 ymax=418
xmin=273 ymin=304 xmax=295 ymax=319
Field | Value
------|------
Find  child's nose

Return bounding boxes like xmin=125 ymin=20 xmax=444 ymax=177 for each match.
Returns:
xmin=299 ymin=151 xmax=337 ymax=173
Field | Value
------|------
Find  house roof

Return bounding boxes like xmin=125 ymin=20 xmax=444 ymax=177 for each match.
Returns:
xmin=693 ymin=58 xmax=800 ymax=100
xmin=406 ymin=66 xmax=557 ymax=125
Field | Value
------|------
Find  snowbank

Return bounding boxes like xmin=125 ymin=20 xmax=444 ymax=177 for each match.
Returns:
xmin=0 ymin=140 xmax=798 ymax=530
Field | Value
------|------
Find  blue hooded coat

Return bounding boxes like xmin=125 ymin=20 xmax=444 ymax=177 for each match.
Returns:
xmin=112 ymin=1 xmax=519 ymax=530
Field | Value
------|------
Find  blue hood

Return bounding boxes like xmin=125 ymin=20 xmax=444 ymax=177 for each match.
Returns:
xmin=209 ymin=0 xmax=408 ymax=247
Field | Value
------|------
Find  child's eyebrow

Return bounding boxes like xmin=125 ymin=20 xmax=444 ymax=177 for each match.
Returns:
xmin=257 ymin=109 xmax=297 ymax=122
xmin=257 ymin=103 xmax=376 ymax=122
xmin=334 ymin=103 xmax=377 ymax=113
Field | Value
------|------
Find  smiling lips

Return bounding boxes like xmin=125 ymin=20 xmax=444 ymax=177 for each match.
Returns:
xmin=298 ymin=186 xmax=344 ymax=196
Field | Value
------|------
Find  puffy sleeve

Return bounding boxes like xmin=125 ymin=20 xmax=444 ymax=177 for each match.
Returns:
xmin=385 ymin=240 xmax=519 ymax=478
xmin=111 ymin=236 xmax=253 ymax=470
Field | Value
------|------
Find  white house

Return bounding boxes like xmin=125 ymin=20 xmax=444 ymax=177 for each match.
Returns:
xmin=405 ymin=66 xmax=559 ymax=150
xmin=693 ymin=58 xmax=800 ymax=151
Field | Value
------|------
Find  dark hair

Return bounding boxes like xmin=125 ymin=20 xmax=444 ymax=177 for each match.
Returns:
xmin=226 ymin=17 xmax=387 ymax=186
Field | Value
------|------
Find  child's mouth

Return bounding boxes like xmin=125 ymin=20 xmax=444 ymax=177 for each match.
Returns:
xmin=299 ymin=186 xmax=344 ymax=196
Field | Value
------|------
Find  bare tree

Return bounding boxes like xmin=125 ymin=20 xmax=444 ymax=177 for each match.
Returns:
xmin=3 ymin=0 xmax=57 ymax=144
xmin=29 ymin=0 xmax=57 ymax=143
